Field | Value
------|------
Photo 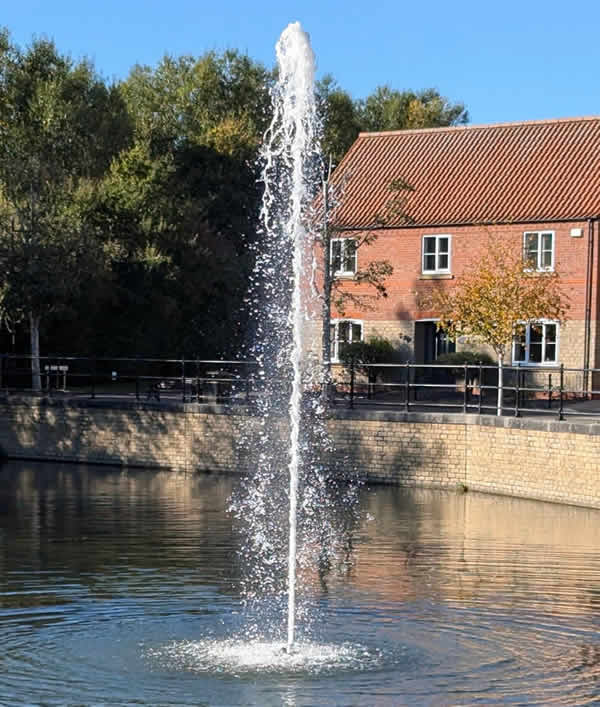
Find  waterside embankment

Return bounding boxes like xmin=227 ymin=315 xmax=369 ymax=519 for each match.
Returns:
xmin=0 ymin=396 xmax=598 ymax=508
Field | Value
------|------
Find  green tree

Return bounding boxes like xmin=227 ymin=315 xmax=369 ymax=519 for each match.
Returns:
xmin=316 ymin=75 xmax=361 ymax=167
xmin=50 ymin=49 xmax=272 ymax=359
xmin=0 ymin=31 xmax=131 ymax=388
xmin=86 ymin=51 xmax=272 ymax=358
xmin=121 ymin=50 xmax=272 ymax=156
xmin=357 ymin=86 xmax=468 ymax=133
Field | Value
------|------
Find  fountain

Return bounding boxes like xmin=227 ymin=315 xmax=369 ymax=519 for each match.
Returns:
xmin=260 ymin=22 xmax=318 ymax=652
xmin=229 ymin=20 xmax=360 ymax=657
xmin=5 ymin=21 xmax=600 ymax=707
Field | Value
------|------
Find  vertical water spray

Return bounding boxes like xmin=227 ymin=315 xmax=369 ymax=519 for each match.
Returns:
xmin=231 ymin=21 xmax=355 ymax=654
xmin=265 ymin=22 xmax=317 ymax=651
xmin=148 ymin=21 xmax=369 ymax=675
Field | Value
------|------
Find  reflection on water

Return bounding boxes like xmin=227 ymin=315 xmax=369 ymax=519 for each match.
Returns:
xmin=1 ymin=459 xmax=600 ymax=705
xmin=351 ymin=489 xmax=600 ymax=615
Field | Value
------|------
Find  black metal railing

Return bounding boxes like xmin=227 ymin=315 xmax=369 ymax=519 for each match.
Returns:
xmin=1 ymin=353 xmax=600 ymax=421
xmin=328 ymin=360 xmax=593 ymax=421
xmin=0 ymin=354 xmax=258 ymax=404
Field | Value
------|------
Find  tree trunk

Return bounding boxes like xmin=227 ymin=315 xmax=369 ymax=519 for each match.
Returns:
xmin=320 ymin=179 xmax=332 ymax=403
xmin=29 ymin=312 xmax=41 ymax=392
xmin=496 ymin=355 xmax=504 ymax=416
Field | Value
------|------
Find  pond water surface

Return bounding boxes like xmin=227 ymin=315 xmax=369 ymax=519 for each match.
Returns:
xmin=1 ymin=460 xmax=600 ymax=705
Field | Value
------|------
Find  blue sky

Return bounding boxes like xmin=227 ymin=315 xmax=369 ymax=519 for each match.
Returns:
xmin=3 ymin=0 xmax=599 ymax=125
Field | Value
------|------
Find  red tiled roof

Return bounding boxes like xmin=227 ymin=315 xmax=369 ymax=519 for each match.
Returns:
xmin=330 ymin=116 xmax=600 ymax=229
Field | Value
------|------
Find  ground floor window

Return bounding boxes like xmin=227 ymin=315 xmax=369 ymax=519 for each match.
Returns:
xmin=512 ymin=321 xmax=558 ymax=364
xmin=330 ymin=319 xmax=363 ymax=362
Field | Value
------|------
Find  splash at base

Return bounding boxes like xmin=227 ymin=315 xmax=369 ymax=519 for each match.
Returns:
xmin=145 ymin=639 xmax=384 ymax=675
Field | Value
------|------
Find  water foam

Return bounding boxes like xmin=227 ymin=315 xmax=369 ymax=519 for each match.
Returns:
xmin=146 ymin=638 xmax=383 ymax=675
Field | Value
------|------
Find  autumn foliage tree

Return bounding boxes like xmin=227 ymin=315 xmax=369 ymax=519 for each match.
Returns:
xmin=428 ymin=238 xmax=569 ymax=414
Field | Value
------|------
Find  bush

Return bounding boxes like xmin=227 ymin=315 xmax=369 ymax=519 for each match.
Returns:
xmin=339 ymin=335 xmax=398 ymax=381
xmin=435 ymin=351 xmax=495 ymax=367
xmin=435 ymin=351 xmax=495 ymax=382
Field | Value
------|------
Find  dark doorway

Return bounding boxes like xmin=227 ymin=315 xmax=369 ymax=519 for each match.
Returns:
xmin=415 ymin=321 xmax=455 ymax=364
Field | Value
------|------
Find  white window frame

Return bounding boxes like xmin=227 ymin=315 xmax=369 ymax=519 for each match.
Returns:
xmin=523 ymin=231 xmax=555 ymax=272
xmin=330 ymin=238 xmax=357 ymax=276
xmin=330 ymin=319 xmax=363 ymax=362
xmin=422 ymin=234 xmax=451 ymax=274
xmin=512 ymin=320 xmax=560 ymax=366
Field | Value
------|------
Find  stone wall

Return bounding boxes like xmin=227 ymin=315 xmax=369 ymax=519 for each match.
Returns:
xmin=1 ymin=397 xmax=600 ymax=508
xmin=0 ymin=398 xmax=259 ymax=475
xmin=326 ymin=413 xmax=467 ymax=488
xmin=466 ymin=418 xmax=600 ymax=507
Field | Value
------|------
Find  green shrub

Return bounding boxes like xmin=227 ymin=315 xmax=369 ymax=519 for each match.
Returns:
xmin=435 ymin=351 xmax=495 ymax=381
xmin=340 ymin=335 xmax=398 ymax=381
xmin=435 ymin=351 xmax=494 ymax=367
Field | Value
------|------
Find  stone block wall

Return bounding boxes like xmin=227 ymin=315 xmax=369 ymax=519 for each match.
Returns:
xmin=2 ymin=397 xmax=600 ymax=508
xmin=0 ymin=398 xmax=259 ymax=474
xmin=466 ymin=419 xmax=600 ymax=507
xmin=326 ymin=413 xmax=466 ymax=487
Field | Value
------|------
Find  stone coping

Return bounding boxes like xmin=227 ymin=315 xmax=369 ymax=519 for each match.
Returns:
xmin=330 ymin=408 xmax=600 ymax=436
xmin=0 ymin=394 xmax=248 ymax=416
xmin=2 ymin=394 xmax=600 ymax=436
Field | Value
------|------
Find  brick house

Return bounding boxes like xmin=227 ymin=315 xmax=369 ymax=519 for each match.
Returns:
xmin=326 ymin=116 xmax=600 ymax=373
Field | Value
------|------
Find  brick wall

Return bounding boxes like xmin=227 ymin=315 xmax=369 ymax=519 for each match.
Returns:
xmin=465 ymin=418 xmax=600 ymax=506
xmin=331 ymin=220 xmax=599 ymax=369
xmin=2 ymin=398 xmax=600 ymax=508
xmin=0 ymin=398 xmax=260 ymax=474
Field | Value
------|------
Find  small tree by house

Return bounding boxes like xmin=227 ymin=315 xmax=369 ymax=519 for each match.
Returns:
xmin=427 ymin=238 xmax=569 ymax=415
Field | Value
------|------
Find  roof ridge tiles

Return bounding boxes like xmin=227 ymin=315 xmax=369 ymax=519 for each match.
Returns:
xmin=357 ymin=115 xmax=600 ymax=138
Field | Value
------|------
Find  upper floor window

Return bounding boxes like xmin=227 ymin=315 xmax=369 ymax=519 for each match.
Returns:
xmin=422 ymin=235 xmax=451 ymax=274
xmin=330 ymin=319 xmax=362 ymax=362
xmin=513 ymin=321 xmax=558 ymax=365
xmin=331 ymin=238 xmax=357 ymax=276
xmin=524 ymin=231 xmax=554 ymax=271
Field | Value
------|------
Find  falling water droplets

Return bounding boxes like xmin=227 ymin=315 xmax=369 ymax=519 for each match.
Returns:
xmin=224 ymin=20 xmax=365 ymax=662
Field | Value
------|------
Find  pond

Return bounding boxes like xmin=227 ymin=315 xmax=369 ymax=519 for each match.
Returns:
xmin=1 ymin=459 xmax=600 ymax=705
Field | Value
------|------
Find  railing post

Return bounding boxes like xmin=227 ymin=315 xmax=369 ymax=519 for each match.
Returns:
xmin=91 ymin=356 xmax=96 ymax=399
xmin=586 ymin=367 xmax=591 ymax=401
xmin=559 ymin=363 xmax=564 ymax=421
xmin=135 ymin=357 xmax=140 ymax=401
xmin=478 ymin=361 xmax=482 ymax=415
xmin=463 ymin=363 xmax=468 ymax=413
xmin=514 ymin=363 xmax=520 ymax=417
xmin=45 ymin=357 xmax=51 ymax=396
xmin=349 ymin=358 xmax=355 ymax=409
xmin=547 ymin=373 xmax=552 ymax=409
xmin=181 ymin=356 xmax=186 ymax=402
xmin=405 ymin=362 xmax=410 ymax=412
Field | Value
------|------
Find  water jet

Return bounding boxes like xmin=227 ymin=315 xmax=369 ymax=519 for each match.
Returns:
xmin=231 ymin=20 xmax=334 ymax=654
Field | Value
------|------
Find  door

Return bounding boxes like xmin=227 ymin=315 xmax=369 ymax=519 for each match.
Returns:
xmin=415 ymin=322 xmax=455 ymax=364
